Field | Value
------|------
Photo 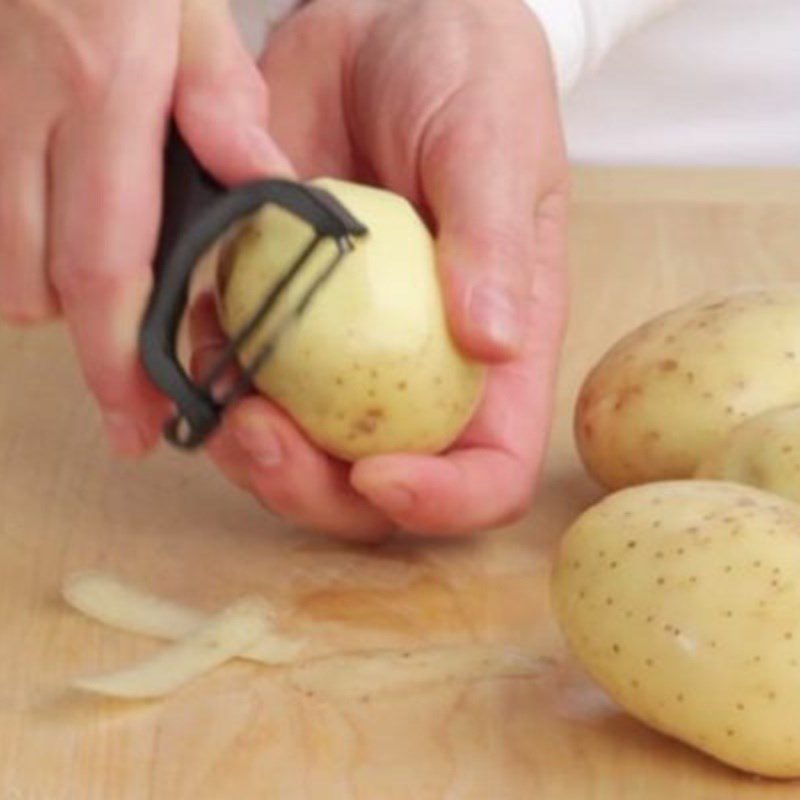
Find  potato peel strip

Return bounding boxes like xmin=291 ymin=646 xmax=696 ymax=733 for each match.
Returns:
xmin=288 ymin=644 xmax=549 ymax=700
xmin=72 ymin=596 xmax=271 ymax=699
xmin=63 ymin=571 xmax=306 ymax=665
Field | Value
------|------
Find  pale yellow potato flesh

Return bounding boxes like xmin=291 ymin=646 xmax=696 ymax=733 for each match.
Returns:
xmin=552 ymin=480 xmax=800 ymax=778
xmin=696 ymin=404 xmax=800 ymax=504
xmin=219 ymin=178 xmax=486 ymax=461
xmin=72 ymin=596 xmax=271 ymax=699
xmin=575 ymin=286 xmax=800 ymax=489
xmin=63 ymin=572 xmax=306 ymax=665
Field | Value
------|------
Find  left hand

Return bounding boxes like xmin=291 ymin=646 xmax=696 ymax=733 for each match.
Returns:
xmin=191 ymin=0 xmax=570 ymax=541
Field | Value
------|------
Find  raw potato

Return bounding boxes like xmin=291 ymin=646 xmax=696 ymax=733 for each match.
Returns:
xmin=63 ymin=571 xmax=306 ymax=665
xmin=219 ymin=178 xmax=486 ymax=461
xmin=72 ymin=596 xmax=271 ymax=699
xmin=575 ymin=286 xmax=800 ymax=489
xmin=552 ymin=480 xmax=800 ymax=778
xmin=696 ymin=405 xmax=800 ymax=504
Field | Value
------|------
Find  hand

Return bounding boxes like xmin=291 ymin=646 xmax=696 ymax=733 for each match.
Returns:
xmin=0 ymin=0 xmax=289 ymax=455
xmin=191 ymin=0 xmax=570 ymax=540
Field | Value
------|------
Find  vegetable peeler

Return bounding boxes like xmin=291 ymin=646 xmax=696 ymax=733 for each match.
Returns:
xmin=139 ymin=127 xmax=368 ymax=451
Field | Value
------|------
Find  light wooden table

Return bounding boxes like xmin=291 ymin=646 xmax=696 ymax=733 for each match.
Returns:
xmin=2 ymin=168 xmax=799 ymax=800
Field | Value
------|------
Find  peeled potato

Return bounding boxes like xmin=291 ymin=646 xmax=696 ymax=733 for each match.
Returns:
xmin=218 ymin=178 xmax=486 ymax=461
xmin=696 ymin=404 xmax=800 ymax=504
xmin=575 ymin=286 xmax=800 ymax=489
xmin=552 ymin=480 xmax=800 ymax=778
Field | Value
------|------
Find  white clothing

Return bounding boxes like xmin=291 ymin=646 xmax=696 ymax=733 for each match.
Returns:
xmin=231 ymin=0 xmax=800 ymax=166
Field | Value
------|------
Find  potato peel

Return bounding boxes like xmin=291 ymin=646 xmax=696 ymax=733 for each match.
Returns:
xmin=63 ymin=571 xmax=306 ymax=665
xmin=287 ymin=643 xmax=548 ymax=700
xmin=72 ymin=596 xmax=272 ymax=699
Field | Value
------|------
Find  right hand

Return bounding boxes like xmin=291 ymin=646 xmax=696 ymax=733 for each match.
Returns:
xmin=0 ymin=0 xmax=290 ymax=455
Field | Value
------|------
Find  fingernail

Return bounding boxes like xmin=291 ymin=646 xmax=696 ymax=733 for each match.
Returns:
xmin=245 ymin=125 xmax=294 ymax=177
xmin=361 ymin=482 xmax=415 ymax=515
xmin=235 ymin=418 xmax=282 ymax=468
xmin=467 ymin=282 xmax=525 ymax=351
xmin=103 ymin=412 xmax=146 ymax=457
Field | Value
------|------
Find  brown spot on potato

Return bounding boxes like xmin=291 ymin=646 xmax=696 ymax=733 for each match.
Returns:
xmin=613 ymin=384 xmax=643 ymax=411
xmin=658 ymin=359 xmax=679 ymax=372
xmin=352 ymin=407 xmax=386 ymax=435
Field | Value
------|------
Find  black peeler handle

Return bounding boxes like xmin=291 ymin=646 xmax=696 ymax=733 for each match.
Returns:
xmin=140 ymin=126 xmax=367 ymax=450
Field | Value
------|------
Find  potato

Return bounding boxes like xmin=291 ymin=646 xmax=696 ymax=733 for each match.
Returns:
xmin=219 ymin=178 xmax=485 ymax=461
xmin=575 ymin=287 xmax=800 ymax=489
xmin=552 ymin=480 xmax=800 ymax=778
xmin=696 ymin=405 xmax=800 ymax=504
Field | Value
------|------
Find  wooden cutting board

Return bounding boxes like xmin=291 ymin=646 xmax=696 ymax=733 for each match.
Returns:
xmin=1 ymin=168 xmax=799 ymax=800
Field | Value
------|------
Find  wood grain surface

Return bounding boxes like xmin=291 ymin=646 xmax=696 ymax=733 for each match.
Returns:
xmin=1 ymin=168 xmax=799 ymax=800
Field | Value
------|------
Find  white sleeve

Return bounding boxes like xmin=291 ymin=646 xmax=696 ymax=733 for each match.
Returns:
xmin=525 ymin=0 xmax=685 ymax=92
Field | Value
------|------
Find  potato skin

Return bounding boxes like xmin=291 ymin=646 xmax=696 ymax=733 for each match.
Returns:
xmin=575 ymin=287 xmax=800 ymax=489
xmin=219 ymin=178 xmax=485 ymax=461
xmin=552 ymin=480 xmax=800 ymax=778
xmin=696 ymin=404 xmax=800 ymax=504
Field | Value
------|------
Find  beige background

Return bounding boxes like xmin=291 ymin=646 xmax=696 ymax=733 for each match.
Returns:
xmin=1 ymin=168 xmax=799 ymax=799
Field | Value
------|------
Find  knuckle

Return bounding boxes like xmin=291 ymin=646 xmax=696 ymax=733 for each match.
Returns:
xmin=472 ymin=225 xmax=533 ymax=272
xmin=48 ymin=21 xmax=164 ymax=107
xmin=82 ymin=361 xmax=128 ymax=409
xmin=255 ymin=487 xmax=306 ymax=526
xmin=50 ymin=257 xmax=125 ymax=302
xmin=53 ymin=36 xmax=116 ymax=104
xmin=501 ymin=482 xmax=535 ymax=525
xmin=0 ymin=301 xmax=54 ymax=326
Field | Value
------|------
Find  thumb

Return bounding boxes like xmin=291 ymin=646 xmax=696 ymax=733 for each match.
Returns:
xmin=421 ymin=80 xmax=546 ymax=362
xmin=175 ymin=0 xmax=294 ymax=184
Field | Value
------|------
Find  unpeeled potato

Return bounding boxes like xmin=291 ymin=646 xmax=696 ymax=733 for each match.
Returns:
xmin=219 ymin=178 xmax=485 ymax=461
xmin=575 ymin=287 xmax=800 ymax=489
xmin=696 ymin=404 xmax=800 ymax=504
xmin=552 ymin=480 xmax=800 ymax=778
